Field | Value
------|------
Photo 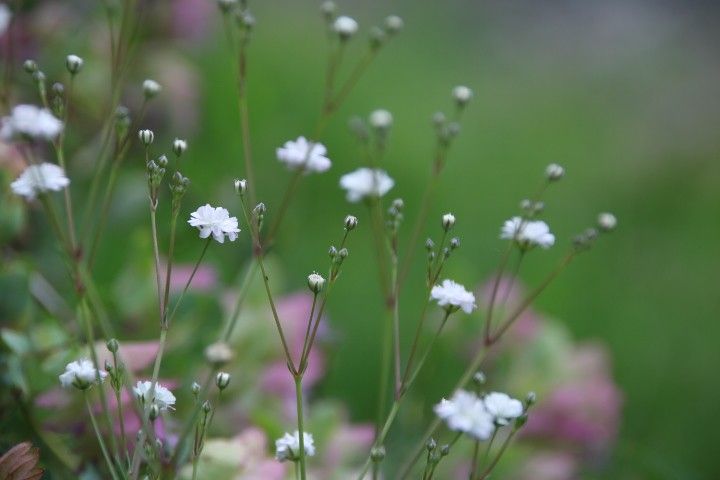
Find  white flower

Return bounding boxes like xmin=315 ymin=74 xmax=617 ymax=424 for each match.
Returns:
xmin=545 ymin=163 xmax=565 ymax=181
xmin=133 ymin=380 xmax=176 ymax=411
xmin=452 ymin=85 xmax=473 ymax=105
xmin=276 ymin=136 xmax=331 ymax=173
xmin=0 ymin=4 xmax=11 ymax=36
xmin=188 ymin=204 xmax=240 ymax=243
xmin=434 ymin=390 xmax=495 ymax=440
xmin=59 ymin=359 xmax=107 ymax=390
xmin=500 ymin=216 xmax=555 ymax=249
xmin=430 ymin=279 xmax=476 ymax=314
xmin=0 ymin=105 xmax=63 ymax=141
xmin=339 ymin=167 xmax=394 ymax=202
xmin=65 ymin=54 xmax=84 ymax=74
xmin=597 ymin=212 xmax=617 ymax=232
xmin=142 ymin=79 xmax=161 ymax=98
xmin=275 ymin=431 xmax=316 ymax=462
xmin=11 ymin=162 xmax=70 ymax=200
xmin=307 ymin=272 xmax=325 ymax=293
xmin=483 ymin=392 xmax=524 ymax=426
xmin=369 ymin=109 xmax=393 ymax=129
xmin=333 ymin=15 xmax=358 ymax=37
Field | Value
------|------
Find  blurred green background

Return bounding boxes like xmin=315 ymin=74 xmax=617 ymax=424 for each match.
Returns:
xmin=5 ymin=0 xmax=720 ymax=478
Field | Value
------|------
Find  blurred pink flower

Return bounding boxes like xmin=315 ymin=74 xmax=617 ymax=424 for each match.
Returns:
xmin=516 ymin=452 xmax=579 ymax=480
xmin=161 ymin=260 xmax=218 ymax=293
xmin=95 ymin=341 xmax=160 ymax=373
xmin=172 ymin=0 xmax=213 ymax=41
xmin=522 ymin=344 xmax=622 ymax=452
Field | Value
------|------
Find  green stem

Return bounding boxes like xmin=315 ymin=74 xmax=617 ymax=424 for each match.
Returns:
xmin=221 ymin=260 xmax=258 ymax=341
xmin=294 ymin=375 xmax=307 ymax=480
xmin=165 ymin=237 xmax=212 ymax=326
xmin=85 ymin=392 xmax=121 ymax=480
xmin=162 ymin=211 xmax=179 ymax=322
xmin=477 ymin=430 xmax=518 ymax=480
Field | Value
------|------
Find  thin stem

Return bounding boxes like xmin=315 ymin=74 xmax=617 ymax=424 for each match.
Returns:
xmin=221 ymin=260 xmax=258 ymax=341
xmin=300 ymin=293 xmax=319 ymax=367
xmin=85 ymin=392 xmax=121 ymax=480
xmin=402 ymin=311 xmax=451 ymax=392
xmin=483 ymin=243 xmax=513 ymax=345
xmin=477 ymin=429 xmax=518 ymax=480
xmin=162 ymin=211 xmax=180 ymax=321
xmin=112 ymin=350 xmax=130 ymax=468
xmin=236 ymin=35 xmax=256 ymax=206
xmin=376 ymin=309 xmax=392 ymax=433
xmin=149 ymin=207 xmax=164 ymax=319
xmin=294 ymin=375 xmax=307 ymax=480
xmin=165 ymin=238 xmax=212 ymax=326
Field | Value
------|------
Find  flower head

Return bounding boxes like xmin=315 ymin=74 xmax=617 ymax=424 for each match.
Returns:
xmin=434 ymin=390 xmax=495 ymax=440
xmin=333 ymin=15 xmax=358 ymax=38
xmin=276 ymin=136 xmax=331 ymax=173
xmin=133 ymin=380 xmax=176 ymax=411
xmin=430 ymin=279 xmax=476 ymax=314
xmin=1 ymin=105 xmax=63 ymax=141
xmin=339 ymin=167 xmax=394 ymax=203
xmin=483 ymin=392 xmax=524 ymax=425
xmin=65 ymin=54 xmax=84 ymax=75
xmin=188 ymin=204 xmax=240 ymax=243
xmin=142 ymin=79 xmax=161 ymax=99
xmin=597 ymin=212 xmax=617 ymax=232
xmin=369 ymin=109 xmax=393 ymax=130
xmin=275 ymin=431 xmax=316 ymax=462
xmin=59 ymin=359 xmax=107 ymax=390
xmin=500 ymin=216 xmax=555 ymax=249
xmin=11 ymin=162 xmax=69 ymax=200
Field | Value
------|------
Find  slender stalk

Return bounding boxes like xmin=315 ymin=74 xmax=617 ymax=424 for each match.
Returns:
xmin=376 ymin=310 xmax=392 ymax=433
xmin=149 ymin=207 xmax=164 ymax=318
xmin=483 ymin=243 xmax=513 ymax=345
xmin=85 ymin=393 xmax=121 ymax=480
xmin=402 ymin=311 xmax=450 ymax=391
xmin=300 ymin=292 xmax=319 ymax=367
xmin=161 ymin=211 xmax=180 ymax=321
xmin=294 ymin=375 xmax=307 ymax=480
xmin=165 ymin=238 xmax=212 ymax=326
xmin=236 ymin=35 xmax=256 ymax=206
xmin=477 ymin=429 xmax=518 ymax=480
xmin=112 ymin=350 xmax=130 ymax=468
xmin=221 ymin=260 xmax=258 ymax=341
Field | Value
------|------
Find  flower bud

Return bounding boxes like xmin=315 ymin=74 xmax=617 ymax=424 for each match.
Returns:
xmin=217 ymin=0 xmax=236 ymax=14
xmin=425 ymin=238 xmax=435 ymax=251
xmin=328 ymin=245 xmax=338 ymax=258
xmin=216 ymin=371 xmax=231 ymax=390
xmin=51 ymin=82 xmax=64 ymax=96
xmin=157 ymin=155 xmax=168 ymax=168
xmin=426 ymin=438 xmax=437 ymax=451
xmin=369 ymin=27 xmax=386 ymax=50
xmin=369 ymin=109 xmax=393 ymax=130
xmin=514 ymin=413 xmax=528 ymax=429
xmin=432 ymin=111 xmax=446 ymax=127
xmin=321 ymin=1 xmax=336 ymax=19
xmin=142 ymin=79 xmax=161 ymax=99
xmin=338 ymin=248 xmax=348 ymax=259
xmin=384 ymin=15 xmax=404 ymax=35
xmin=473 ymin=371 xmax=486 ymax=386
xmin=253 ymin=202 xmax=267 ymax=216
xmin=138 ymin=129 xmax=154 ymax=146
xmin=392 ymin=198 xmax=404 ymax=211
xmin=526 ymin=391 xmax=537 ymax=406
xmin=106 ymin=338 xmax=119 ymax=353
xmin=370 ymin=445 xmax=386 ymax=462
xmin=597 ymin=212 xmax=617 ymax=232
xmin=333 ymin=15 xmax=358 ymax=39
xmin=23 ymin=59 xmax=38 ymax=74
xmin=307 ymin=272 xmax=325 ymax=294
xmin=66 ymin=54 xmax=84 ymax=75
xmin=173 ymin=138 xmax=187 ymax=157
xmin=234 ymin=178 xmax=247 ymax=195
xmin=441 ymin=213 xmax=455 ymax=231
xmin=149 ymin=404 xmax=160 ymax=421
xmin=452 ymin=85 xmax=473 ymax=107
xmin=205 ymin=341 xmax=234 ymax=366
xmin=440 ymin=444 xmax=450 ymax=456
xmin=545 ymin=163 xmax=565 ymax=181
xmin=344 ymin=215 xmax=358 ymax=230
xmin=202 ymin=400 xmax=212 ymax=414
xmin=449 ymin=237 xmax=460 ymax=250
xmin=191 ymin=382 xmax=201 ymax=395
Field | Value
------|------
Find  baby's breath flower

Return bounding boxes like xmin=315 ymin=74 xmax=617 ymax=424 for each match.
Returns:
xmin=173 ymin=138 xmax=188 ymax=157
xmin=65 ymin=54 xmax=83 ymax=75
xmin=11 ymin=163 xmax=69 ymax=200
xmin=500 ymin=216 xmax=555 ymax=249
xmin=434 ymin=390 xmax=495 ymax=440
xmin=142 ymin=79 xmax=161 ymax=99
xmin=597 ymin=212 xmax=617 ymax=232
xmin=59 ymin=359 xmax=107 ymax=390
xmin=344 ymin=214 xmax=358 ymax=230
xmin=275 ymin=431 xmax=316 ymax=462
xmin=333 ymin=15 xmax=358 ymax=38
xmin=369 ymin=109 xmax=393 ymax=130
xmin=215 ymin=372 xmax=231 ymax=390
xmin=138 ymin=129 xmax=154 ymax=145
xmin=188 ymin=204 xmax=240 ymax=243
xmin=339 ymin=167 xmax=394 ymax=202
xmin=441 ymin=213 xmax=456 ymax=231
xmin=1 ymin=105 xmax=63 ymax=141
xmin=276 ymin=136 xmax=331 ymax=173
xmin=430 ymin=279 xmax=476 ymax=314
xmin=483 ymin=392 xmax=524 ymax=426
xmin=452 ymin=85 xmax=473 ymax=107
xmin=133 ymin=381 xmax=176 ymax=411
xmin=205 ymin=341 xmax=234 ymax=365
xmin=545 ymin=163 xmax=565 ymax=181
xmin=234 ymin=178 xmax=247 ymax=195
xmin=384 ymin=15 xmax=404 ymax=34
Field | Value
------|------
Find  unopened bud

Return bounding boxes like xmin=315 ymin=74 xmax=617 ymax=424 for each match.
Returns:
xmin=138 ymin=129 xmax=154 ymax=146
xmin=425 ymin=238 xmax=435 ymax=251
xmin=473 ymin=371 xmax=486 ymax=386
xmin=384 ymin=15 xmax=404 ymax=35
xmin=157 ymin=155 xmax=168 ymax=168
xmin=65 ymin=54 xmax=84 ymax=75
xmin=369 ymin=109 xmax=393 ymax=130
xmin=328 ymin=246 xmax=338 ymax=258
xmin=545 ymin=163 xmax=565 ymax=181
xmin=440 ymin=444 xmax=450 ymax=456
xmin=333 ymin=15 xmax=358 ymax=39
xmin=441 ymin=213 xmax=456 ymax=231
xmin=597 ymin=212 xmax=617 ymax=232
xmin=369 ymin=27 xmax=386 ymax=50
xmin=202 ymin=400 xmax=212 ymax=414
xmin=370 ymin=445 xmax=386 ymax=462
xmin=205 ymin=341 xmax=234 ymax=366
xmin=452 ymin=85 xmax=473 ymax=107
xmin=526 ymin=391 xmax=537 ymax=406
xmin=450 ymin=237 xmax=460 ymax=250
xmin=426 ymin=438 xmax=437 ymax=451
xmin=344 ymin=215 xmax=358 ymax=230
xmin=217 ymin=0 xmax=236 ymax=14
xmin=338 ymin=248 xmax=348 ymax=259
xmin=191 ymin=382 xmax=201 ymax=395
xmin=173 ymin=138 xmax=187 ymax=157
xmin=142 ymin=79 xmax=161 ymax=99
xmin=106 ymin=338 xmax=119 ymax=353
xmin=149 ymin=404 xmax=160 ymax=421
xmin=320 ymin=1 xmax=336 ymax=19
xmin=216 ymin=371 xmax=231 ymax=390
xmin=23 ymin=59 xmax=38 ymax=74
xmin=234 ymin=178 xmax=247 ymax=195
xmin=307 ymin=272 xmax=325 ymax=294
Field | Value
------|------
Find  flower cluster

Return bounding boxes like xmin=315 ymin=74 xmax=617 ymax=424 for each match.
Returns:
xmin=430 ymin=279 xmax=476 ymax=314
xmin=59 ymin=359 xmax=107 ymax=390
xmin=11 ymin=163 xmax=70 ymax=200
xmin=434 ymin=389 xmax=524 ymax=440
xmin=339 ymin=167 xmax=394 ymax=202
xmin=276 ymin=136 xmax=331 ymax=173
xmin=500 ymin=216 xmax=555 ymax=249
xmin=188 ymin=204 xmax=240 ymax=243
xmin=1 ymin=104 xmax=63 ymax=141
xmin=133 ymin=380 xmax=176 ymax=411
xmin=275 ymin=431 xmax=316 ymax=462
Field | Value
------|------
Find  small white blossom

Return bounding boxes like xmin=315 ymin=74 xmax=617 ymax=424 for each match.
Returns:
xmin=173 ymin=138 xmax=188 ymax=156
xmin=384 ymin=15 xmax=404 ymax=34
xmin=333 ymin=15 xmax=358 ymax=38
xmin=452 ymin=85 xmax=473 ymax=106
xmin=0 ymin=105 xmax=63 ymax=141
xmin=545 ymin=163 xmax=565 ymax=181
xmin=369 ymin=109 xmax=393 ymax=130
xmin=188 ymin=204 xmax=240 ymax=243
xmin=441 ymin=213 xmax=455 ymax=231
xmin=434 ymin=390 xmax=495 ymax=440
xmin=275 ymin=431 xmax=316 ymax=462
xmin=59 ymin=359 xmax=107 ymax=390
xmin=0 ymin=4 xmax=11 ymax=36
xmin=133 ymin=380 xmax=176 ymax=411
xmin=597 ymin=212 xmax=617 ymax=232
xmin=500 ymin=216 xmax=555 ymax=249
xmin=276 ymin=136 xmax=331 ymax=173
xmin=339 ymin=167 xmax=394 ymax=203
xmin=430 ymin=279 xmax=476 ymax=314
xmin=142 ymin=79 xmax=161 ymax=98
xmin=11 ymin=162 xmax=69 ymax=200
xmin=483 ymin=392 xmax=524 ymax=426
xmin=307 ymin=272 xmax=325 ymax=293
